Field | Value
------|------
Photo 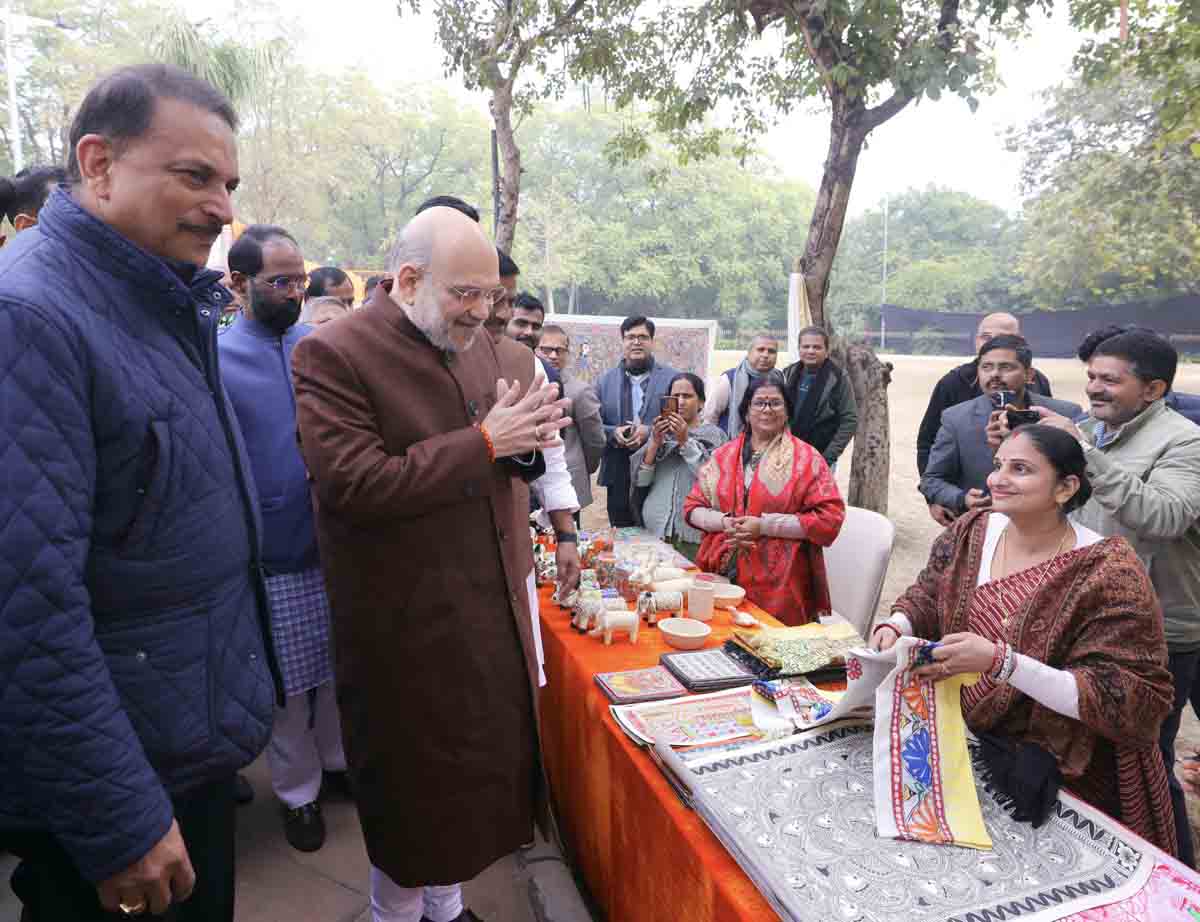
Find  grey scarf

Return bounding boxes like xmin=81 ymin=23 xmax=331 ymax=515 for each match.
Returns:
xmin=727 ymin=358 xmax=766 ymax=438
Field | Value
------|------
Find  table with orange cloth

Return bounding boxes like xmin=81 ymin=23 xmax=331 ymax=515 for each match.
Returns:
xmin=537 ymin=584 xmax=784 ymax=922
xmin=536 ymin=584 xmax=1200 ymax=922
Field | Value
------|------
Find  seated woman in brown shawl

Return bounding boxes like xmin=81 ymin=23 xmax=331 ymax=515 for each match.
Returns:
xmin=872 ymin=424 xmax=1177 ymax=855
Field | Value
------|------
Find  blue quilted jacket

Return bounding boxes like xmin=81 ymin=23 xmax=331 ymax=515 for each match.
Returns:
xmin=0 ymin=190 xmax=280 ymax=883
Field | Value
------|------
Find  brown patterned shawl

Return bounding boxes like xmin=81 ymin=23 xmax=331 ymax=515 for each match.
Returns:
xmin=891 ymin=510 xmax=1178 ymax=855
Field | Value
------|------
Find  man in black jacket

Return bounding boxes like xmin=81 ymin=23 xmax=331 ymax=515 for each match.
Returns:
xmin=917 ymin=312 xmax=1053 ymax=476
xmin=781 ymin=326 xmax=858 ymax=467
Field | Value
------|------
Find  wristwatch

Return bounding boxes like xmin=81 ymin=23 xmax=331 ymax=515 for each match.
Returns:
xmin=554 ymin=530 xmax=578 ymax=545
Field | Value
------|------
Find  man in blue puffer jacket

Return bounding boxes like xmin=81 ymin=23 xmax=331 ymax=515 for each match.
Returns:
xmin=0 ymin=65 xmax=280 ymax=921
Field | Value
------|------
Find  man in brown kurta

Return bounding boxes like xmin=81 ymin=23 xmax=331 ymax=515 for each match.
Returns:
xmin=292 ymin=207 xmax=569 ymax=922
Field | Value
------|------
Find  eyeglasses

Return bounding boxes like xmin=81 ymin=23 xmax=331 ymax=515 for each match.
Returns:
xmin=538 ymin=345 xmax=569 ymax=357
xmin=253 ymin=274 xmax=308 ymax=292
xmin=750 ymin=399 xmax=785 ymax=410
xmin=623 ymin=333 xmax=652 ymax=343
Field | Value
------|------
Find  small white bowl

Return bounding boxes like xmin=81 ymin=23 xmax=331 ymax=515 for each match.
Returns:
xmin=711 ymin=583 xmax=746 ymax=610
xmin=659 ymin=617 xmax=712 ymax=650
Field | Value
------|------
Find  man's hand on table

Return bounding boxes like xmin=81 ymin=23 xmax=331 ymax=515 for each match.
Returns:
xmin=555 ymin=541 xmax=581 ymax=594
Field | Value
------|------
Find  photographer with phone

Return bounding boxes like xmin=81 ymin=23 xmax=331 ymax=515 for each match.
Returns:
xmin=921 ymin=335 xmax=1081 ymax=526
xmin=630 ymin=374 xmax=727 ymax=561
xmin=593 ymin=316 xmax=680 ymax=526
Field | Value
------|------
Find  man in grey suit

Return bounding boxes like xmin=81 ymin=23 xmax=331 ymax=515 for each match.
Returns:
xmin=536 ymin=323 xmax=606 ymax=518
xmin=921 ymin=334 xmax=1082 ymax=521
xmin=593 ymin=316 xmax=680 ymax=527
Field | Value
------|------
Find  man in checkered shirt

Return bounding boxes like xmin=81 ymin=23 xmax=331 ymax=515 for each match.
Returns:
xmin=219 ymin=224 xmax=346 ymax=853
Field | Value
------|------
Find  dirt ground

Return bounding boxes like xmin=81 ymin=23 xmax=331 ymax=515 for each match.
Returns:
xmin=581 ymin=352 xmax=1200 ymax=837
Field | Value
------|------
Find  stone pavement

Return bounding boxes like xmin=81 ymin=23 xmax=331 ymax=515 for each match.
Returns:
xmin=0 ymin=753 xmax=594 ymax=922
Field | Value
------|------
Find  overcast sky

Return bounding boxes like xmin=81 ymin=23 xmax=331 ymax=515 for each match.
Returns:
xmin=195 ymin=0 xmax=1081 ymax=216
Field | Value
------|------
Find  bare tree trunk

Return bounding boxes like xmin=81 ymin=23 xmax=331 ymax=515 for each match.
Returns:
xmin=802 ymin=96 xmax=893 ymax=514
xmin=489 ymin=80 xmax=521 ymax=253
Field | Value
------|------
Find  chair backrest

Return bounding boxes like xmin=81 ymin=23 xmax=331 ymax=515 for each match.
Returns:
xmin=824 ymin=506 xmax=895 ymax=639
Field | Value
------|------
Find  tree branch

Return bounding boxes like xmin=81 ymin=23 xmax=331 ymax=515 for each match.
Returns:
xmin=862 ymin=90 xmax=913 ymax=131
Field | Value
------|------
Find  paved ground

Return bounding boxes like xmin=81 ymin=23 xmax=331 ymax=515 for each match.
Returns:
xmin=0 ymin=753 xmax=593 ymax=921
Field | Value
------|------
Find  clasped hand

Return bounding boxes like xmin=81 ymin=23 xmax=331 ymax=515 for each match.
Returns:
xmin=723 ymin=514 xmax=762 ymax=549
xmin=481 ymin=379 xmax=571 ymax=458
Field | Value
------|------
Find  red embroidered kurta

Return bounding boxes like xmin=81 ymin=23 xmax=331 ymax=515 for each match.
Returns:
xmin=684 ymin=432 xmax=845 ymax=625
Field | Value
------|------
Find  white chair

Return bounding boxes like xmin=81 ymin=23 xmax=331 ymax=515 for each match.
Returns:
xmin=823 ymin=506 xmax=895 ymax=640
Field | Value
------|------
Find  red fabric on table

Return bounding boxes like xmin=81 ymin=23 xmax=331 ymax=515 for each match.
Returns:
xmin=537 ymin=585 xmax=782 ymax=921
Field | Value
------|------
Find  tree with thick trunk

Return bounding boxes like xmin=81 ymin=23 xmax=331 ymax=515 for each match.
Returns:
xmin=401 ymin=0 xmax=604 ymax=251
xmin=577 ymin=0 xmax=1044 ymax=513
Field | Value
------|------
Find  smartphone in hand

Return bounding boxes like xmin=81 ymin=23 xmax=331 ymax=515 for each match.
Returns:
xmin=659 ymin=395 xmax=679 ymax=419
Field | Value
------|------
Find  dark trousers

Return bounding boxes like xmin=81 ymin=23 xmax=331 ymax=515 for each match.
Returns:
xmin=8 ymin=775 xmax=237 ymax=921
xmin=604 ymin=463 xmax=635 ymax=528
xmin=1161 ymin=650 xmax=1200 ymax=868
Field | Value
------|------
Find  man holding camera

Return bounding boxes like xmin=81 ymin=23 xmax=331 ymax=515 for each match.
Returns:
xmin=594 ymin=316 xmax=679 ymax=527
xmin=920 ymin=334 xmax=1081 ymax=525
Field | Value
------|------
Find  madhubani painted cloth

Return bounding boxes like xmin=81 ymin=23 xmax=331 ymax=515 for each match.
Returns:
xmin=684 ymin=432 xmax=845 ymax=625
xmin=264 ymin=566 xmax=334 ymax=697
xmin=672 ymin=722 xmax=1157 ymax=922
xmin=873 ymin=636 xmax=991 ymax=849
xmin=890 ymin=509 xmax=1178 ymax=856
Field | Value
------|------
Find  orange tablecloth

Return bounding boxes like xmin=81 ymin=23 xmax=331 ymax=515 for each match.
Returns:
xmin=537 ymin=585 xmax=783 ymax=921
xmin=537 ymin=584 xmax=1200 ymax=922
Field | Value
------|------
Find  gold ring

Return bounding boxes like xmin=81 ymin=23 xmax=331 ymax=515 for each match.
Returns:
xmin=119 ymin=900 xmax=148 ymax=916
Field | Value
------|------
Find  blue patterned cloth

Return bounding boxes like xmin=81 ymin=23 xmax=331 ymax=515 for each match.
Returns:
xmin=264 ymin=567 xmax=334 ymax=697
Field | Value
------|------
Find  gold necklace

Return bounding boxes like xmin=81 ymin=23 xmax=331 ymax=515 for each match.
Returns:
xmin=996 ymin=522 xmax=1074 ymax=626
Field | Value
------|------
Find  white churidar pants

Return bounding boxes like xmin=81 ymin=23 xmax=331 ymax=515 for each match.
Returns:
xmin=266 ymin=681 xmax=346 ymax=808
xmin=369 ymin=866 xmax=463 ymax=922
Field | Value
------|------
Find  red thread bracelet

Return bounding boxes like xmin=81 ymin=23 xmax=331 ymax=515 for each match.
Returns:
xmin=476 ymin=424 xmax=496 ymax=463
xmin=872 ymin=622 xmax=901 ymax=640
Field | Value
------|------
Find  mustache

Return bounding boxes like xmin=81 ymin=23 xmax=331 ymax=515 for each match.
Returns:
xmin=179 ymin=221 xmax=224 ymax=237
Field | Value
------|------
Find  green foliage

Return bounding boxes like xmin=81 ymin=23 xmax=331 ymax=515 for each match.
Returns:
xmin=509 ymin=108 xmax=815 ymax=329
xmin=1072 ymin=0 xmax=1200 ymax=148
xmin=1007 ymin=72 xmax=1200 ymax=306
xmin=825 ymin=185 xmax=1030 ymax=322
xmin=571 ymin=0 xmax=1047 ymax=164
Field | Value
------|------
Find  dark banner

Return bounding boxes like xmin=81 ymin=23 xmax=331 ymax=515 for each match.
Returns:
xmin=870 ymin=296 xmax=1200 ymax=357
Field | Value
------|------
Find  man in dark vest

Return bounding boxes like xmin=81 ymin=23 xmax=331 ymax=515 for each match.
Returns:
xmin=781 ymin=326 xmax=858 ymax=468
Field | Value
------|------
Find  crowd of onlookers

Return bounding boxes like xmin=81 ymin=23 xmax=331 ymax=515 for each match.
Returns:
xmin=2 ymin=61 xmax=1200 ymax=922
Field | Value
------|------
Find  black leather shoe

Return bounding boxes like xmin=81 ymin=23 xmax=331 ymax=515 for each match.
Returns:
xmin=420 ymin=910 xmax=483 ymax=922
xmin=234 ymin=773 xmax=254 ymax=806
xmin=282 ymin=801 xmax=326 ymax=852
xmin=320 ymin=769 xmax=353 ymax=801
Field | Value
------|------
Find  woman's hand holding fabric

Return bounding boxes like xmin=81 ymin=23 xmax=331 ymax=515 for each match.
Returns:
xmin=870 ymin=626 xmax=900 ymax=652
xmin=913 ymin=631 xmax=995 ymax=680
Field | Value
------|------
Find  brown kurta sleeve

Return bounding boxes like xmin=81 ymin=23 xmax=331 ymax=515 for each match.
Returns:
xmin=1060 ymin=540 xmax=1173 ymax=748
xmin=292 ymin=331 xmax=495 ymax=525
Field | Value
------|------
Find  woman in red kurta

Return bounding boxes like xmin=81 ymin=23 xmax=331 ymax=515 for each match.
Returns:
xmin=684 ymin=375 xmax=845 ymax=625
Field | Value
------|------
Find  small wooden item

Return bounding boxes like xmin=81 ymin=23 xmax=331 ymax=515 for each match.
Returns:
xmin=591 ymin=608 xmax=640 ymax=646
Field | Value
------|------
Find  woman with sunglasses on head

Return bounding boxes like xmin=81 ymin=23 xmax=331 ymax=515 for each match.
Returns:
xmin=684 ymin=373 xmax=846 ymax=625
xmin=874 ymin=424 xmax=1176 ymax=854
xmin=630 ymin=373 xmax=726 ymax=562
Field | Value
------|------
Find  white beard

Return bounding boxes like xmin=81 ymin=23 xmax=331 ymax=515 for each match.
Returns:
xmin=403 ymin=280 xmax=475 ymax=353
